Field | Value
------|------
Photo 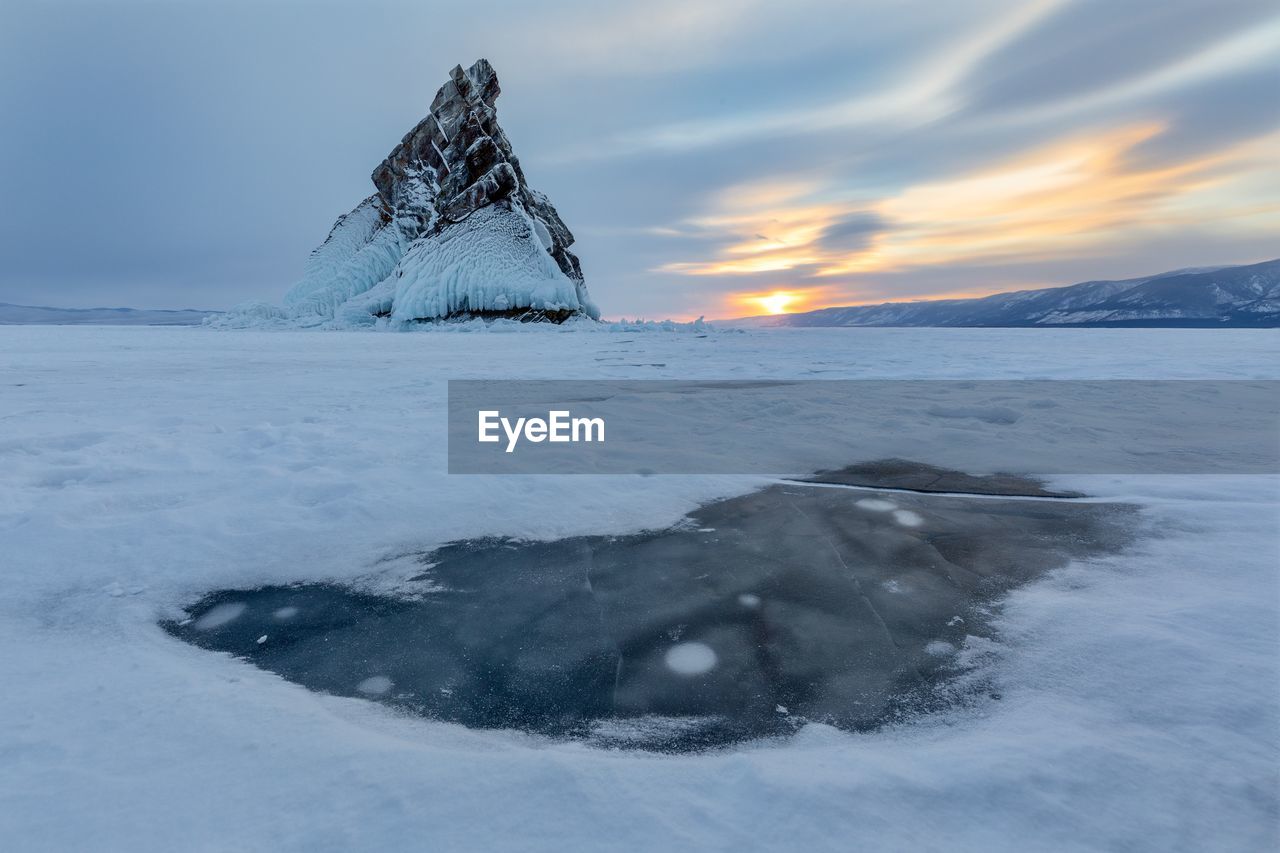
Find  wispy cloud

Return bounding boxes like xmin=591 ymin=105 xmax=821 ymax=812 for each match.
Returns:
xmin=576 ymin=0 xmax=1066 ymax=156
xmin=659 ymin=122 xmax=1280 ymax=294
xmin=558 ymin=1 xmax=1279 ymax=179
xmin=2 ymin=0 xmax=1275 ymax=316
xmin=974 ymin=13 xmax=1280 ymax=128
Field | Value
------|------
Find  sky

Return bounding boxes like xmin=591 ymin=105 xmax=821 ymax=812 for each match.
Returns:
xmin=0 ymin=0 xmax=1276 ymax=320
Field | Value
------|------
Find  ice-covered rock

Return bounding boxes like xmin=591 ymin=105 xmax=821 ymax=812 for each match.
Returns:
xmin=243 ymin=59 xmax=597 ymax=328
xmin=285 ymin=197 xmax=403 ymax=324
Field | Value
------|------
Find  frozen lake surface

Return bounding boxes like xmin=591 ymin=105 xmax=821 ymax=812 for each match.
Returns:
xmin=1 ymin=326 xmax=1276 ymax=851
xmin=166 ymin=467 xmax=1134 ymax=750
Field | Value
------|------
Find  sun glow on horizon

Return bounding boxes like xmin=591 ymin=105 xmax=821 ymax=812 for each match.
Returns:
xmin=726 ymin=287 xmax=844 ymax=318
xmin=755 ymin=291 xmax=797 ymax=314
xmin=719 ymin=282 xmax=1046 ymax=319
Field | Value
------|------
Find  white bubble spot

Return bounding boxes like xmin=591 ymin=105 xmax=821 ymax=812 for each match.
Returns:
xmin=925 ymin=641 xmax=955 ymax=657
xmin=193 ymin=602 xmax=246 ymax=631
xmin=894 ymin=509 xmax=924 ymax=527
xmin=665 ymin=642 xmax=717 ymax=676
xmin=356 ymin=675 xmax=393 ymax=696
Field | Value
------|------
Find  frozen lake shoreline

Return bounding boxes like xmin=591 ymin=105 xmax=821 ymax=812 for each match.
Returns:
xmin=1 ymin=326 xmax=1276 ymax=851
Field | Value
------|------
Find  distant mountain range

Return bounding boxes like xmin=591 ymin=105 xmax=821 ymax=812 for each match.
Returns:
xmin=0 ymin=304 xmax=217 ymax=326
xmin=730 ymin=258 xmax=1280 ymax=328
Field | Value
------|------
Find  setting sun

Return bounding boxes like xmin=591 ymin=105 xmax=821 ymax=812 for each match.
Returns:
xmin=724 ymin=286 xmax=842 ymax=318
xmin=756 ymin=291 xmax=797 ymax=314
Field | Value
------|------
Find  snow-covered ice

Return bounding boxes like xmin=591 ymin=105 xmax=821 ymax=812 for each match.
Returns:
xmin=0 ymin=325 xmax=1276 ymax=852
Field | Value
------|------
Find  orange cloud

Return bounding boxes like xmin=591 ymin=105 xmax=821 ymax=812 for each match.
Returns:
xmin=657 ymin=178 xmax=853 ymax=276
xmin=820 ymin=122 xmax=1241 ymax=275
xmin=660 ymin=122 xmax=1280 ymax=298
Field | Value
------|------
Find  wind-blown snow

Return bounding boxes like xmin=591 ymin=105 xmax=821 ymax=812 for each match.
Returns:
xmin=0 ymin=326 xmax=1276 ymax=852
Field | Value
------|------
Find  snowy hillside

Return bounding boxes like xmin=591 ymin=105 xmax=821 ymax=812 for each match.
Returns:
xmin=735 ymin=259 xmax=1280 ymax=328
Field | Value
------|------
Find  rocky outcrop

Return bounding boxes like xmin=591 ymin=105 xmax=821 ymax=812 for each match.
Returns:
xmin=279 ymin=59 xmax=597 ymax=327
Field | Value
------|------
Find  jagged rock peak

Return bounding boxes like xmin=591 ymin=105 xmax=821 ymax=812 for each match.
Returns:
xmin=271 ymin=59 xmax=597 ymax=327
xmin=370 ymin=58 xmax=585 ymax=288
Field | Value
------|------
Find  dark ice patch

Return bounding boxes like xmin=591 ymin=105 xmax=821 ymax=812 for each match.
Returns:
xmin=806 ymin=459 xmax=1084 ymax=498
xmin=164 ymin=463 xmax=1133 ymax=751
